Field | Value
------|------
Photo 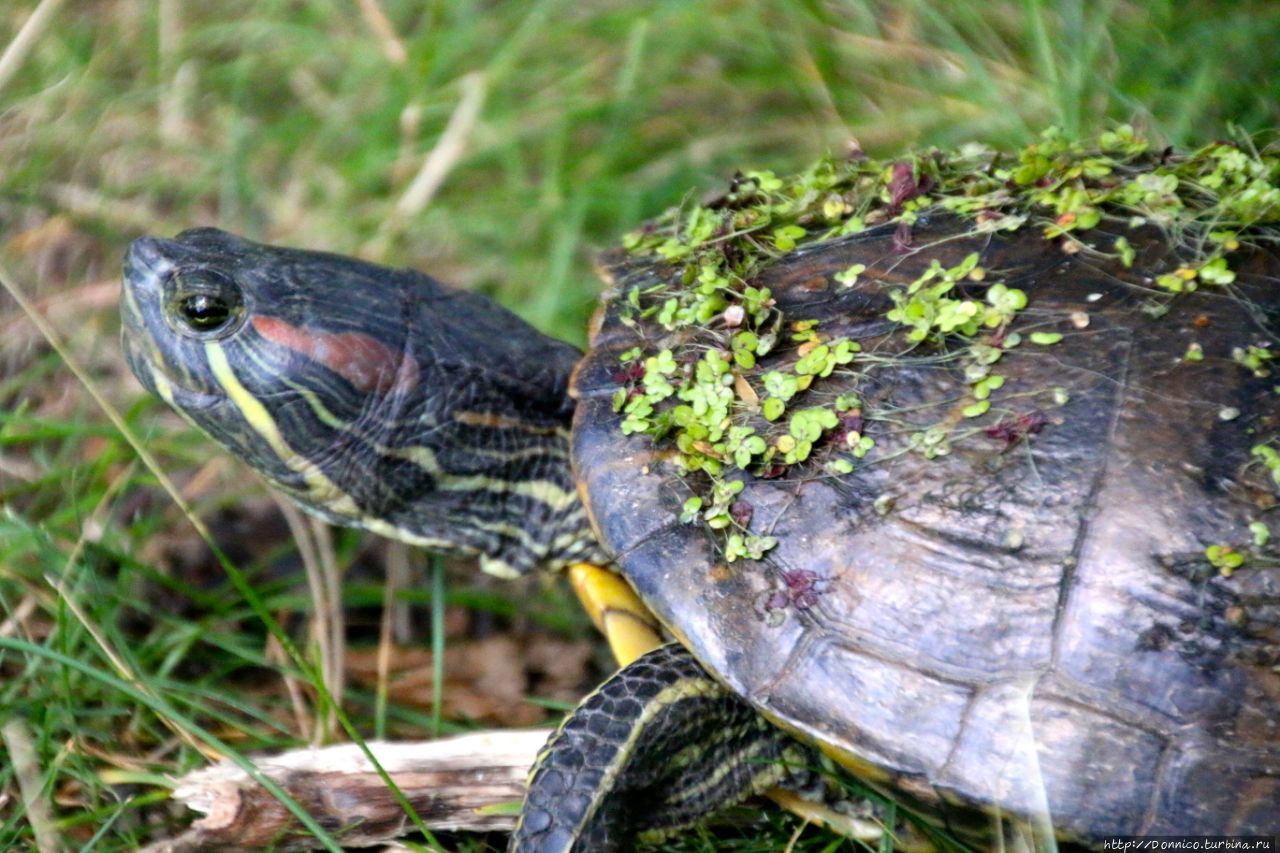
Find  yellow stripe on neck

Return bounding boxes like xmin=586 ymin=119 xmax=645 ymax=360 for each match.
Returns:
xmin=204 ymin=341 xmax=361 ymax=517
xmin=386 ymin=444 xmax=578 ymax=509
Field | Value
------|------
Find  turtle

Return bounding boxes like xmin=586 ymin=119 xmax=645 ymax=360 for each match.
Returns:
xmin=119 ymin=135 xmax=1280 ymax=851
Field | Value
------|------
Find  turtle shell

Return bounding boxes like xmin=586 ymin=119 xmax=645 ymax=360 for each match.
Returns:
xmin=570 ymin=215 xmax=1280 ymax=840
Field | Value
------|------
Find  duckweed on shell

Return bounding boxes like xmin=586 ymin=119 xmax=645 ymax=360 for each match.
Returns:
xmin=614 ymin=127 xmax=1280 ymax=561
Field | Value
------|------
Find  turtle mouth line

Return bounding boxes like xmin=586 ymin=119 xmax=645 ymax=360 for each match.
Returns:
xmin=120 ymin=238 xmax=172 ymax=338
xmin=120 ymin=320 xmax=224 ymax=413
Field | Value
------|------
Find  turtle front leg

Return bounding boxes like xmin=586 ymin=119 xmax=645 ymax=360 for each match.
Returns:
xmin=509 ymin=642 xmax=814 ymax=853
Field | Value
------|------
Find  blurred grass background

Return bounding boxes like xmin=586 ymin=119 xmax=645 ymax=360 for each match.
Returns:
xmin=2 ymin=0 xmax=1279 ymax=850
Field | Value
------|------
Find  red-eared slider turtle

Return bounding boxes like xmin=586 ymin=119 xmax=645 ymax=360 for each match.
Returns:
xmin=120 ymin=133 xmax=1280 ymax=850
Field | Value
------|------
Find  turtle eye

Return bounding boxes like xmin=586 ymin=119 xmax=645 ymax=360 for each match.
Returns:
xmin=165 ymin=269 xmax=245 ymax=338
xmin=179 ymin=293 xmax=232 ymax=330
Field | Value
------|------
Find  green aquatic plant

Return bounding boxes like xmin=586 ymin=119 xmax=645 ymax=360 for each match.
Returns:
xmin=615 ymin=127 xmax=1280 ymax=560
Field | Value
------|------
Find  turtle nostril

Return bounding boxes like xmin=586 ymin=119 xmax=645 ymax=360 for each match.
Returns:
xmin=125 ymin=237 xmax=171 ymax=271
xmin=123 ymin=237 xmax=182 ymax=292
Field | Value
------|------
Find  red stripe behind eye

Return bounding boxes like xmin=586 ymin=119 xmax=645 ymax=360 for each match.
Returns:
xmin=251 ymin=315 xmax=418 ymax=395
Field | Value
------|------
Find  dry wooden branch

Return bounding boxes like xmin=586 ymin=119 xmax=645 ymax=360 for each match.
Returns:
xmin=145 ymin=730 xmax=551 ymax=852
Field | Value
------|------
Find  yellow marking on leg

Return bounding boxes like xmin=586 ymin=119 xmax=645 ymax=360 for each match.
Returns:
xmin=765 ymin=789 xmax=893 ymax=846
xmin=662 ymin=722 xmax=786 ymax=798
xmin=568 ymin=562 xmax=663 ymax=666
xmin=520 ymin=664 xmax=721 ymax=836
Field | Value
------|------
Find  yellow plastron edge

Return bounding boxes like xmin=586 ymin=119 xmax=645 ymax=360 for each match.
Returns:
xmin=567 ymin=563 xmax=664 ymax=667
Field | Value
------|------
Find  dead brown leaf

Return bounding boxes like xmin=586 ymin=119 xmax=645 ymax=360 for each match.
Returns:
xmin=346 ymin=632 xmax=593 ymax=727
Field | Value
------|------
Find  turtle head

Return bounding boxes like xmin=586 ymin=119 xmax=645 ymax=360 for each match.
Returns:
xmin=121 ymin=228 xmax=420 ymax=524
xmin=122 ymin=228 xmax=598 ymax=575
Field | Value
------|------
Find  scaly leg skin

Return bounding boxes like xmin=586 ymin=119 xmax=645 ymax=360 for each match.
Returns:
xmin=509 ymin=643 xmax=817 ymax=853
xmin=561 ymin=566 xmax=893 ymax=848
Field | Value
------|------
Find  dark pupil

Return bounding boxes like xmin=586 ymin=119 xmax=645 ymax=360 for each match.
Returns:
xmin=180 ymin=294 xmax=230 ymax=330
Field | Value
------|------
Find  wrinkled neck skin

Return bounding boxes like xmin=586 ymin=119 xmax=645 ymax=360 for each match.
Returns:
xmin=313 ymin=266 xmax=610 ymax=578
xmin=254 ymin=270 xmax=610 ymax=578
xmin=342 ymin=366 xmax=608 ymax=578
xmin=230 ymin=370 xmax=607 ymax=577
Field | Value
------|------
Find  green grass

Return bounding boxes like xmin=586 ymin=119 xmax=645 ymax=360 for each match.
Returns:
xmin=2 ymin=0 xmax=1279 ymax=850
